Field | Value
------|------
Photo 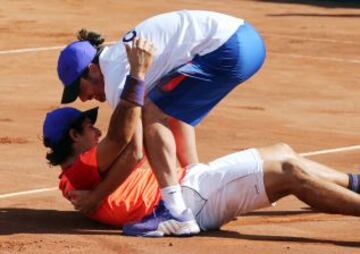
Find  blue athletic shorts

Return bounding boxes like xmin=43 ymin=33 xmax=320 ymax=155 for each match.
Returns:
xmin=148 ymin=21 xmax=266 ymax=126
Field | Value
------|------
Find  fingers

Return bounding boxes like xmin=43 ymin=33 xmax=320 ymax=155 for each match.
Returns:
xmin=143 ymin=39 xmax=154 ymax=54
xmin=66 ymin=190 xmax=98 ymax=215
xmin=70 ymin=196 xmax=90 ymax=214
xmin=67 ymin=190 xmax=87 ymax=207
xmin=125 ymin=37 xmax=154 ymax=78
xmin=135 ymin=37 xmax=141 ymax=48
xmin=126 ymin=37 xmax=154 ymax=54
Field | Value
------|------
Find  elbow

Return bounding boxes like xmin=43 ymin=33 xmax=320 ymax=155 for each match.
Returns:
xmin=128 ymin=139 xmax=144 ymax=162
xmin=122 ymin=134 xmax=133 ymax=146
xmin=120 ymin=141 xmax=143 ymax=167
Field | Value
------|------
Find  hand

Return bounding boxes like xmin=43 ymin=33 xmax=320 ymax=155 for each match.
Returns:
xmin=124 ymin=37 xmax=154 ymax=80
xmin=68 ymin=190 xmax=102 ymax=215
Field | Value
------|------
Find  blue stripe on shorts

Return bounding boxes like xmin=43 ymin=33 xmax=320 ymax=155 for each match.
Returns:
xmin=148 ymin=21 xmax=266 ymax=126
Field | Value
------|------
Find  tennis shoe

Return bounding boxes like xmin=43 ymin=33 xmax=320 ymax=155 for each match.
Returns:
xmin=122 ymin=201 xmax=200 ymax=237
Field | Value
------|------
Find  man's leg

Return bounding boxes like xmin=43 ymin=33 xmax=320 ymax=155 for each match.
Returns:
xmin=258 ymin=143 xmax=350 ymax=187
xmin=258 ymin=144 xmax=360 ymax=216
xmin=143 ymin=99 xmax=178 ymax=188
xmin=292 ymin=153 xmax=359 ymax=193
xmin=168 ymin=118 xmax=199 ymax=167
xmin=127 ymin=98 xmax=199 ymax=236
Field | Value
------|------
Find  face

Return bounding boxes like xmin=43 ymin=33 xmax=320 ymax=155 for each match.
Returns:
xmin=73 ymin=118 xmax=102 ymax=152
xmin=78 ymin=64 xmax=106 ymax=102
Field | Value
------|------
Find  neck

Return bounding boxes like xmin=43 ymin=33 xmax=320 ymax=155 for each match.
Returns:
xmin=60 ymin=148 xmax=82 ymax=169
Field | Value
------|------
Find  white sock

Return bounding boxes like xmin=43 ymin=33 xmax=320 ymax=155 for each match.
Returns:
xmin=160 ymin=185 xmax=187 ymax=215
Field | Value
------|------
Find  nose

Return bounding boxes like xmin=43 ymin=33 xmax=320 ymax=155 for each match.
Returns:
xmin=78 ymin=82 xmax=95 ymax=102
xmin=79 ymin=94 xmax=93 ymax=102
xmin=79 ymin=95 xmax=87 ymax=102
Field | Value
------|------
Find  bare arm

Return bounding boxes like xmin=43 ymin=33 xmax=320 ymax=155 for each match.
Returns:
xmin=96 ymin=98 xmax=141 ymax=172
xmin=133 ymin=120 xmax=144 ymax=160
xmin=97 ymin=38 xmax=153 ymax=172
xmin=70 ymin=38 xmax=153 ymax=214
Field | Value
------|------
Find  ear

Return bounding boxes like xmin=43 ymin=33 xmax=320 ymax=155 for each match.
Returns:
xmin=87 ymin=63 xmax=96 ymax=72
xmin=87 ymin=63 xmax=100 ymax=77
xmin=69 ymin=129 xmax=80 ymax=143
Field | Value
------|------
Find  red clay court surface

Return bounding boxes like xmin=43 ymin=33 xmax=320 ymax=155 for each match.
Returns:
xmin=0 ymin=0 xmax=359 ymax=253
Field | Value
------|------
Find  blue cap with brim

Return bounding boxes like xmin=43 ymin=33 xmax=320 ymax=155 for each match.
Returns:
xmin=57 ymin=41 xmax=97 ymax=104
xmin=43 ymin=107 xmax=98 ymax=147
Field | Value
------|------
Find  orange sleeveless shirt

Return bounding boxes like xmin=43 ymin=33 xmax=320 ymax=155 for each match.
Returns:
xmin=59 ymin=146 xmax=185 ymax=226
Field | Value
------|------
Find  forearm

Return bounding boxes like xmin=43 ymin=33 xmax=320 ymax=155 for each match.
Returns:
xmin=97 ymin=76 xmax=145 ymax=171
xmin=106 ymin=76 xmax=145 ymax=145
xmin=133 ymin=121 xmax=144 ymax=160
xmin=104 ymin=37 xmax=153 ymax=155
xmin=91 ymin=141 xmax=140 ymax=203
xmin=95 ymin=122 xmax=144 ymax=201
xmin=71 ymin=38 xmax=154 ymax=213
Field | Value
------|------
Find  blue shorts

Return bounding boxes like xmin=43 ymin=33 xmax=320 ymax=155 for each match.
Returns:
xmin=148 ymin=22 xmax=266 ymax=126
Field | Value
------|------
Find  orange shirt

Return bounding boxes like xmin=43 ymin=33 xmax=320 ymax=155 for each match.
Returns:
xmin=59 ymin=146 xmax=186 ymax=226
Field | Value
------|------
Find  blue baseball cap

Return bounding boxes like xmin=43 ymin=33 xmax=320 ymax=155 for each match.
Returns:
xmin=43 ymin=107 xmax=98 ymax=147
xmin=57 ymin=41 xmax=97 ymax=104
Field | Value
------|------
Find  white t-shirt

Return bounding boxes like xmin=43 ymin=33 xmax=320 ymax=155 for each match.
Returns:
xmin=99 ymin=10 xmax=244 ymax=108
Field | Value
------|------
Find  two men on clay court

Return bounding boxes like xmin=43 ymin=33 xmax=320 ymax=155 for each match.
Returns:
xmin=43 ymin=11 xmax=360 ymax=236
xmin=55 ymin=10 xmax=266 ymax=235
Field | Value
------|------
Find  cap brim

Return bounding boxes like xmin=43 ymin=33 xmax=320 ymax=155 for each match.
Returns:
xmin=81 ymin=107 xmax=99 ymax=125
xmin=61 ymin=81 xmax=80 ymax=104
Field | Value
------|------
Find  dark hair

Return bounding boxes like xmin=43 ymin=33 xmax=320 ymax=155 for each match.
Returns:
xmin=43 ymin=116 xmax=86 ymax=166
xmin=77 ymin=29 xmax=104 ymax=64
xmin=69 ymin=29 xmax=106 ymax=88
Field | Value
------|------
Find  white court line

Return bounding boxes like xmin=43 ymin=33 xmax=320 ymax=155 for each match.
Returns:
xmin=1 ymin=40 xmax=360 ymax=64
xmin=0 ymin=41 xmax=116 ymax=55
xmin=0 ymin=145 xmax=359 ymax=200
xmin=0 ymin=187 xmax=58 ymax=199
xmin=299 ymin=145 xmax=360 ymax=157
xmin=0 ymin=45 xmax=65 ymax=55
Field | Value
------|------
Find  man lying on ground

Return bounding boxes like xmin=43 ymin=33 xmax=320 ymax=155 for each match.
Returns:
xmin=43 ymin=107 xmax=360 ymax=236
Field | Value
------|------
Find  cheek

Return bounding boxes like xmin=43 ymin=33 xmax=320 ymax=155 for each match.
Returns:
xmin=79 ymin=81 xmax=95 ymax=100
xmin=94 ymin=80 xmax=105 ymax=94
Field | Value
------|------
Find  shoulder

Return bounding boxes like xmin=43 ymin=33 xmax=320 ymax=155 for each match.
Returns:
xmin=78 ymin=146 xmax=98 ymax=167
xmin=59 ymin=146 xmax=101 ymax=192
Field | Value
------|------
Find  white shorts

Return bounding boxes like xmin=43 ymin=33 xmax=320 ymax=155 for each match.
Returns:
xmin=180 ymin=148 xmax=271 ymax=230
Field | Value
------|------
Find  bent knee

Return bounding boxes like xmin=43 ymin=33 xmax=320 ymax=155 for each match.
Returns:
xmin=263 ymin=157 xmax=312 ymax=202
xmin=282 ymin=159 xmax=311 ymax=187
xmin=275 ymin=143 xmax=297 ymax=159
xmin=258 ymin=142 xmax=297 ymax=162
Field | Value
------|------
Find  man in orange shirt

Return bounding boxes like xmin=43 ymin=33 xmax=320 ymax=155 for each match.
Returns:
xmin=43 ymin=109 xmax=360 ymax=236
